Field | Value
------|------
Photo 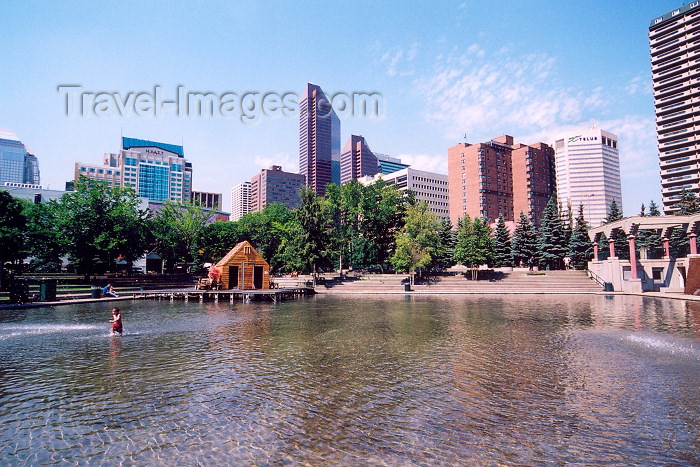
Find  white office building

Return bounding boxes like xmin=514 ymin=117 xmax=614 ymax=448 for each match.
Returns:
xmin=359 ymin=167 xmax=449 ymax=218
xmin=554 ymin=127 xmax=622 ymax=228
xmin=230 ymin=181 xmax=251 ymax=221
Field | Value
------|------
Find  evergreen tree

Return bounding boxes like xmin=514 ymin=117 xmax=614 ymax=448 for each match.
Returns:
xmin=436 ymin=217 xmax=457 ymax=269
xmin=511 ymin=211 xmax=539 ymax=267
xmin=568 ymin=204 xmax=592 ymax=269
xmin=675 ymin=189 xmax=700 ymax=215
xmin=636 ymin=201 xmax=663 ymax=259
xmin=603 ymin=199 xmax=629 ymax=260
xmin=492 ymin=214 xmax=512 ymax=267
xmin=670 ymin=190 xmax=700 ymax=257
xmin=538 ymin=196 xmax=569 ymax=269
xmin=648 ymin=200 xmax=661 ymax=216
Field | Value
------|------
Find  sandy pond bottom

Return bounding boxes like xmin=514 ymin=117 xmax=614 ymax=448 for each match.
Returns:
xmin=1 ymin=294 xmax=699 ymax=465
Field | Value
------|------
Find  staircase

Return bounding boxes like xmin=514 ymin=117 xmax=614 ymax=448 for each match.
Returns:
xmin=315 ymin=270 xmax=603 ymax=294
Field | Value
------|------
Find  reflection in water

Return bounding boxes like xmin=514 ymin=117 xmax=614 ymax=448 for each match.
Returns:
xmin=0 ymin=295 xmax=699 ymax=464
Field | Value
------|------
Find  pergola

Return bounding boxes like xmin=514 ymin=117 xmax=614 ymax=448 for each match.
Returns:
xmin=588 ymin=214 xmax=700 ymax=279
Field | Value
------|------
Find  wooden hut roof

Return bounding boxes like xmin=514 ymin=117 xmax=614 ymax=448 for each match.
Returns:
xmin=214 ymin=240 xmax=269 ymax=268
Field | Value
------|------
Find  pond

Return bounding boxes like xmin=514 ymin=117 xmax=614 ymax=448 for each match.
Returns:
xmin=1 ymin=295 xmax=699 ymax=465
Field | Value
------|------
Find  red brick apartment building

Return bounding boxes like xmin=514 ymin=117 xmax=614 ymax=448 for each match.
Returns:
xmin=448 ymin=135 xmax=555 ymax=227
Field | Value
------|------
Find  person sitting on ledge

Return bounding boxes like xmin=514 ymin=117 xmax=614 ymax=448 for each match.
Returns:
xmin=102 ymin=284 xmax=118 ymax=298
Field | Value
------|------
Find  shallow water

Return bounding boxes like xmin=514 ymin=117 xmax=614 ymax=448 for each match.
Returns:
xmin=1 ymin=295 xmax=699 ymax=465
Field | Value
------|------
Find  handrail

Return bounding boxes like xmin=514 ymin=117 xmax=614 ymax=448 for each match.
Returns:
xmin=587 ymin=268 xmax=606 ymax=288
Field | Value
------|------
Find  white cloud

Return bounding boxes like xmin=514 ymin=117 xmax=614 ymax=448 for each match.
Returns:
xmin=395 ymin=152 xmax=447 ymax=175
xmin=253 ymin=152 xmax=298 ymax=173
xmin=625 ymin=75 xmax=653 ymax=96
xmin=416 ymin=50 xmax=607 ymax=140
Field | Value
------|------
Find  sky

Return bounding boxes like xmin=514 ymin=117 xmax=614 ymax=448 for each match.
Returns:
xmin=0 ymin=1 xmax=689 ymax=214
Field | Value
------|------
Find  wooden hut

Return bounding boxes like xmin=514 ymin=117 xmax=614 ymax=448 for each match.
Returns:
xmin=214 ymin=241 xmax=271 ymax=290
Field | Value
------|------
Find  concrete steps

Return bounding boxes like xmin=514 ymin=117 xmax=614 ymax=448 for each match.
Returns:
xmin=316 ymin=270 xmax=602 ymax=294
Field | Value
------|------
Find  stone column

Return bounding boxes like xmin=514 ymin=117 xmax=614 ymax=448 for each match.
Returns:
xmin=663 ymin=237 xmax=670 ymax=259
xmin=628 ymin=235 xmax=638 ymax=280
xmin=593 ymin=242 xmax=599 ymax=261
xmin=690 ymin=233 xmax=698 ymax=255
xmin=608 ymin=238 xmax=615 ymax=258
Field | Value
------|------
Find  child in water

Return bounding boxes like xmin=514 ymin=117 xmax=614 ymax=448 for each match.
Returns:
xmin=110 ymin=307 xmax=123 ymax=335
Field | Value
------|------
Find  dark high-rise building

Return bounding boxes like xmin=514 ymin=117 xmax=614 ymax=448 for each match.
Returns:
xmin=299 ymin=83 xmax=340 ymax=197
xmin=650 ymin=4 xmax=700 ymax=213
xmin=340 ymin=135 xmax=378 ymax=185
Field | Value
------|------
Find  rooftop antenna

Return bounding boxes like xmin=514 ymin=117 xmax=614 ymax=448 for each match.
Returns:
xmin=591 ymin=119 xmax=597 ymax=129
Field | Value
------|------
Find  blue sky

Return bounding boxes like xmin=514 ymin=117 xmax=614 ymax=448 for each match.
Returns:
xmin=0 ymin=1 xmax=686 ymax=214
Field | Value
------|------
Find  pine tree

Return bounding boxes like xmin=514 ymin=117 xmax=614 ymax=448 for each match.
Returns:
xmin=568 ymin=204 xmax=592 ymax=269
xmin=538 ymin=196 xmax=569 ymax=269
xmin=492 ymin=214 xmax=512 ymax=267
xmin=436 ymin=217 xmax=457 ymax=269
xmin=675 ymin=189 xmax=700 ymax=215
xmin=604 ymin=199 xmax=629 ymax=260
xmin=671 ymin=190 xmax=700 ymax=257
xmin=648 ymin=200 xmax=661 ymax=216
xmin=636 ymin=201 xmax=663 ymax=258
xmin=511 ymin=211 xmax=539 ymax=268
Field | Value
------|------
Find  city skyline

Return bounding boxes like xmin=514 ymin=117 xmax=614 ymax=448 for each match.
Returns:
xmin=0 ymin=1 xmax=688 ymax=214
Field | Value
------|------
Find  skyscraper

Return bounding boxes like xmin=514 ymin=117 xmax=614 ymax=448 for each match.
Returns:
xmin=0 ymin=129 xmax=40 ymax=186
xmin=340 ymin=135 xmax=378 ymax=185
xmin=299 ymin=83 xmax=340 ymax=197
xmin=230 ymin=181 xmax=251 ymax=221
xmin=75 ymin=137 xmax=192 ymax=203
xmin=554 ymin=128 xmax=622 ymax=228
xmin=650 ymin=4 xmax=700 ymax=213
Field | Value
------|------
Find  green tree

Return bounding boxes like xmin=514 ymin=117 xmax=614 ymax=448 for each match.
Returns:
xmin=197 ymin=220 xmax=243 ymax=265
xmin=22 ymin=199 xmax=65 ymax=272
xmin=511 ymin=211 xmax=539 ymax=267
xmin=454 ymin=216 xmax=493 ymax=279
xmin=492 ymin=214 xmax=512 ymax=267
xmin=538 ymin=196 xmax=569 ymax=269
xmin=568 ymin=204 xmax=593 ymax=269
xmin=604 ymin=199 xmax=629 ymax=260
xmin=235 ymin=204 xmax=296 ymax=271
xmin=152 ymin=200 xmax=213 ymax=273
xmin=675 ymin=188 xmax=700 ymax=215
xmin=390 ymin=201 xmax=441 ymax=282
xmin=57 ymin=178 xmax=151 ymax=276
xmin=296 ymin=187 xmax=331 ymax=276
xmin=0 ymin=190 xmax=27 ymax=288
xmin=435 ymin=217 xmax=457 ymax=269
xmin=648 ymin=200 xmax=662 ymax=216
xmin=636 ymin=201 xmax=663 ymax=259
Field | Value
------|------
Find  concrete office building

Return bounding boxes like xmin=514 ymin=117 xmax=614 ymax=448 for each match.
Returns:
xmin=0 ymin=129 xmax=40 ymax=186
xmin=340 ymin=135 xmax=378 ymax=185
xmin=359 ymin=167 xmax=449 ymax=218
xmin=376 ymin=153 xmax=410 ymax=175
xmin=650 ymin=3 xmax=700 ymax=213
xmin=554 ymin=128 xmax=622 ymax=228
xmin=231 ymin=181 xmax=251 ymax=221
xmin=250 ymin=165 xmax=305 ymax=213
xmin=75 ymin=137 xmax=192 ymax=203
xmin=447 ymin=135 xmax=556 ymax=227
xmin=191 ymin=191 xmax=222 ymax=209
xmin=299 ymin=83 xmax=340 ymax=196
